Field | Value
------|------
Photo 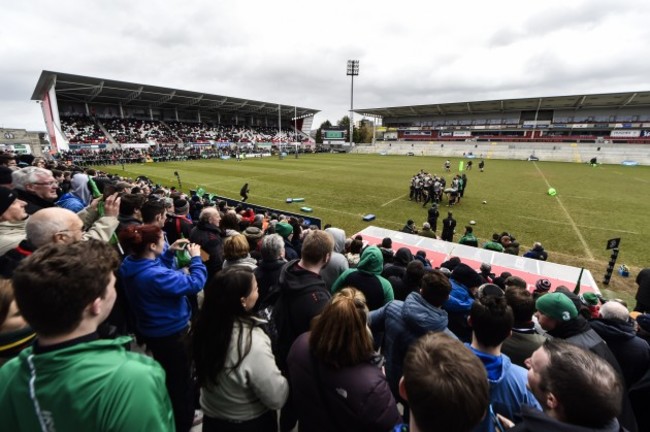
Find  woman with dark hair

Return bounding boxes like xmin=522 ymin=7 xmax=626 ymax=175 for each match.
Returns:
xmin=220 ymin=211 xmax=241 ymax=237
xmin=192 ymin=267 xmax=288 ymax=431
xmin=287 ymin=288 xmax=401 ymax=431
xmin=119 ymin=224 xmax=207 ymax=432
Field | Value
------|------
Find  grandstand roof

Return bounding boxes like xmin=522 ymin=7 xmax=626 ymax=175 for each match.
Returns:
xmin=31 ymin=71 xmax=319 ymax=120
xmin=356 ymin=91 xmax=650 ymax=118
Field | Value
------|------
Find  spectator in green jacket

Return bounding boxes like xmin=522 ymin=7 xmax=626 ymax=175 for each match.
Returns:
xmin=458 ymin=226 xmax=479 ymax=247
xmin=0 ymin=240 xmax=174 ymax=431
xmin=483 ymin=233 xmax=505 ymax=252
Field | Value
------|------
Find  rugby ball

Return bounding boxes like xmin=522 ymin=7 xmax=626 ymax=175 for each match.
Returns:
xmin=482 ymin=200 xmax=487 ymax=204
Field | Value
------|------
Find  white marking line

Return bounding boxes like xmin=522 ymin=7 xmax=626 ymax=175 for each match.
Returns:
xmin=381 ymin=194 xmax=408 ymax=207
xmin=633 ymin=177 xmax=650 ymax=184
xmin=533 ymin=162 xmax=595 ymax=260
xmin=517 ymin=215 xmax=639 ymax=235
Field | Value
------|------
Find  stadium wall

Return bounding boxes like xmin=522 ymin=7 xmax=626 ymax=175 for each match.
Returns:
xmin=352 ymin=141 xmax=650 ymax=165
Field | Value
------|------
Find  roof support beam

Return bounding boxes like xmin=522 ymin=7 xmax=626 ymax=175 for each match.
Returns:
xmin=187 ymin=94 xmax=204 ymax=106
xmin=86 ymin=81 xmax=104 ymax=102
xmin=574 ymin=95 xmax=587 ymax=110
xmin=436 ymin=105 xmax=445 ymax=115
xmin=124 ymin=86 xmax=144 ymax=104
xmin=619 ymin=92 xmax=637 ymax=108
xmin=466 ymin=102 xmax=472 ymax=114
xmin=152 ymin=90 xmax=176 ymax=107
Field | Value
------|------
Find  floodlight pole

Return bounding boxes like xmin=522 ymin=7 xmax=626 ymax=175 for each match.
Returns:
xmin=347 ymin=60 xmax=359 ymax=147
xmin=294 ymin=106 xmax=298 ymax=159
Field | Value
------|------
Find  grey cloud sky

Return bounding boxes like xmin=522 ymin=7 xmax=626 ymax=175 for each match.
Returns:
xmin=2 ymin=0 xmax=650 ymax=131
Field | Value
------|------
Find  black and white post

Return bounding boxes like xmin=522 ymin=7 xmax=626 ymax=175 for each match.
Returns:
xmin=347 ymin=60 xmax=359 ymax=147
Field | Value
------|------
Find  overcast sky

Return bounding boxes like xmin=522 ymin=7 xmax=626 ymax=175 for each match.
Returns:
xmin=2 ymin=0 xmax=650 ymax=131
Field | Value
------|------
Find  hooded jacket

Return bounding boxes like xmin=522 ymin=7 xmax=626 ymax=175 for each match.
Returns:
xmin=119 ymin=250 xmax=207 ymax=338
xmin=443 ymin=278 xmax=475 ymax=342
xmin=369 ymin=292 xmax=454 ymax=396
xmin=590 ymin=318 xmax=650 ymax=387
xmin=332 ymin=246 xmax=394 ymax=311
xmin=511 ymin=406 xmax=624 ymax=432
xmin=467 ymin=345 xmax=541 ymax=432
xmin=55 ymin=173 xmax=92 ymax=213
xmin=0 ymin=336 xmax=174 ymax=431
xmin=273 ymin=259 xmax=331 ymax=369
xmin=382 ymin=248 xmax=413 ymax=279
xmin=189 ymin=220 xmax=224 ymax=278
xmin=254 ymin=258 xmax=287 ymax=309
xmin=320 ymin=227 xmax=350 ymax=290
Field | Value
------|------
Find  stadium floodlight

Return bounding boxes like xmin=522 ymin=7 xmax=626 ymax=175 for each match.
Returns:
xmin=347 ymin=60 xmax=359 ymax=146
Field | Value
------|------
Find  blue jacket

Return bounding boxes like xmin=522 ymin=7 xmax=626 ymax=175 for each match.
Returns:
xmin=370 ymin=292 xmax=455 ymax=396
xmin=120 ymin=250 xmax=207 ymax=338
xmin=56 ymin=192 xmax=86 ymax=213
xmin=466 ymin=345 xmax=541 ymax=432
xmin=443 ymin=279 xmax=475 ymax=342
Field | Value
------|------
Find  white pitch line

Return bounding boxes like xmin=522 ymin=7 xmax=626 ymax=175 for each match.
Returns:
xmin=517 ymin=215 xmax=639 ymax=235
xmin=533 ymin=162 xmax=595 ymax=260
xmin=381 ymin=194 xmax=408 ymax=207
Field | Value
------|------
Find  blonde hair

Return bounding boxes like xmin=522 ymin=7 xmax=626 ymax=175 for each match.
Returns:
xmin=223 ymin=234 xmax=250 ymax=260
xmin=310 ymin=288 xmax=373 ymax=369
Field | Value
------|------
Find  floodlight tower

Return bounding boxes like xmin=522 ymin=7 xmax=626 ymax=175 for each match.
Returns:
xmin=347 ymin=60 xmax=359 ymax=146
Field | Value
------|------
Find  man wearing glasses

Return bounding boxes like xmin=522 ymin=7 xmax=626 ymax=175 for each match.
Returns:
xmin=10 ymin=167 xmax=59 ymax=215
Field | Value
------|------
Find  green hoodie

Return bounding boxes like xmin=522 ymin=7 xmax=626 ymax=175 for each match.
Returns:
xmin=0 ymin=336 xmax=174 ymax=431
xmin=331 ymin=246 xmax=394 ymax=305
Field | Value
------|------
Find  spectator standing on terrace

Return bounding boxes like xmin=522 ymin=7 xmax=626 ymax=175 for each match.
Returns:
xmin=275 ymin=221 xmax=299 ymax=261
xmin=0 ymin=188 xmax=28 ymax=256
xmin=272 ymin=230 xmax=333 ymax=432
xmin=11 ymin=167 xmax=58 ymax=215
xmin=0 ymin=166 xmax=14 ymax=188
xmin=164 ymin=198 xmax=194 ymax=244
xmin=458 ymin=225 xmax=479 ymax=247
xmin=320 ymin=227 xmax=350 ymax=290
xmin=369 ymin=270 xmax=453 ymax=406
xmin=287 ymin=288 xmax=401 ymax=431
xmin=222 ymin=234 xmax=257 ymax=271
xmin=443 ymin=263 xmax=483 ymax=342
xmin=396 ymin=332 xmax=489 ymax=432
xmin=590 ymin=301 xmax=650 ymax=388
xmin=502 ymin=288 xmax=547 ymax=367
xmin=388 ymin=260 xmax=426 ymax=301
xmin=523 ymin=242 xmax=548 ymax=261
xmin=0 ymin=240 xmax=174 ymax=431
xmin=513 ymin=340 xmax=624 ymax=432
xmin=332 ymin=245 xmax=394 ymax=311
xmin=192 ymin=267 xmax=288 ymax=432
xmin=0 ymin=279 xmax=35 ymax=365
xmin=116 ymin=193 xmax=146 ymax=236
xmin=441 ymin=211 xmax=456 ymax=242
xmin=254 ymin=234 xmax=287 ymax=309
xmin=535 ymin=292 xmax=637 ymax=431
xmin=240 ymin=183 xmax=250 ymax=202
xmin=467 ymin=286 xmax=541 ymax=432
xmin=119 ymin=225 xmax=207 ymax=432
xmin=382 ymin=247 xmax=414 ymax=280
xmin=190 ymin=207 xmax=224 ymax=281
xmin=55 ymin=172 xmax=92 ymax=213
xmin=634 ymin=268 xmax=650 ymax=313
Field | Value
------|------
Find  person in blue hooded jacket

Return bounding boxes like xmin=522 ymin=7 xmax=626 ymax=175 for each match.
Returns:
xmin=369 ymin=270 xmax=454 ymax=402
xmin=56 ymin=172 xmax=92 ymax=213
xmin=443 ymin=263 xmax=484 ymax=342
xmin=119 ymin=223 xmax=207 ymax=432
xmin=467 ymin=285 xmax=541 ymax=432
xmin=331 ymin=245 xmax=394 ymax=311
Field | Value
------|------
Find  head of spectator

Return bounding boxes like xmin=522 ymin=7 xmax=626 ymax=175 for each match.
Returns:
xmin=0 ymin=278 xmax=35 ymax=363
xmin=243 ymin=226 xmax=264 ymax=253
xmin=198 ymin=206 xmax=221 ymax=227
xmin=173 ymin=198 xmax=189 ymax=217
xmin=599 ymin=301 xmax=629 ymax=322
xmin=504 ymin=275 xmax=527 ymax=291
xmin=0 ymin=188 xmax=27 ymax=222
xmin=118 ymin=224 xmax=163 ymax=258
xmin=535 ymin=292 xmax=578 ymax=332
xmin=505 ymin=287 xmax=537 ymax=328
xmin=223 ymin=234 xmax=250 ymax=261
xmin=140 ymin=199 xmax=167 ymax=227
xmin=310 ymin=288 xmax=373 ymax=369
xmin=348 ymin=238 xmax=364 ymax=255
xmin=534 ymin=278 xmax=552 ymax=295
xmin=525 ymin=340 xmax=622 ymax=429
xmin=0 ymin=153 xmax=17 ymax=169
xmin=119 ymin=193 xmax=147 ymax=221
xmin=69 ymin=173 xmax=93 ymax=206
xmin=220 ymin=212 xmax=240 ymax=234
xmin=31 ymin=157 xmax=46 ymax=168
xmin=260 ymin=233 xmax=285 ymax=262
xmin=12 ymin=167 xmax=59 ymax=203
xmin=440 ymin=256 xmax=461 ymax=272
xmin=420 ymin=270 xmax=452 ymax=307
xmin=0 ymin=167 xmax=13 ymax=188
xmin=450 ymin=263 xmax=483 ymax=295
xmin=399 ymin=332 xmax=489 ymax=432
xmin=275 ymin=221 xmax=293 ymax=240
xmin=26 ymin=207 xmax=85 ymax=247
xmin=12 ymin=240 xmax=119 ymax=341
xmin=470 ymin=286 xmax=513 ymax=349
xmin=299 ymin=230 xmax=333 ymax=270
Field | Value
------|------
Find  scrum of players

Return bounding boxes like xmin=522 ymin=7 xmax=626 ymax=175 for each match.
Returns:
xmin=409 ymin=167 xmax=467 ymax=207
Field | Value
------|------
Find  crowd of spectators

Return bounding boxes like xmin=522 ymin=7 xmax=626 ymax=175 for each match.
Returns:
xmin=61 ymin=115 xmax=110 ymax=144
xmin=1 ymin=150 xmax=650 ymax=431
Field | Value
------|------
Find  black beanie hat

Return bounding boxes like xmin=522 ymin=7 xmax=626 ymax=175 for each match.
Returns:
xmin=451 ymin=263 xmax=483 ymax=289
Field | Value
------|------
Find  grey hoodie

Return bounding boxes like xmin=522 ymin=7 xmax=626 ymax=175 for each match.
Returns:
xmin=320 ymin=227 xmax=349 ymax=290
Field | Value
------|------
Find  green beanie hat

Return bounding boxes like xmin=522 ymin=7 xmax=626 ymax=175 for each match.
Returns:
xmin=275 ymin=222 xmax=293 ymax=238
xmin=536 ymin=292 xmax=578 ymax=322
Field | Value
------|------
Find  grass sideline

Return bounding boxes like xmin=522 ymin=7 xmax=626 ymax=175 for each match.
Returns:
xmin=95 ymin=153 xmax=650 ymax=302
